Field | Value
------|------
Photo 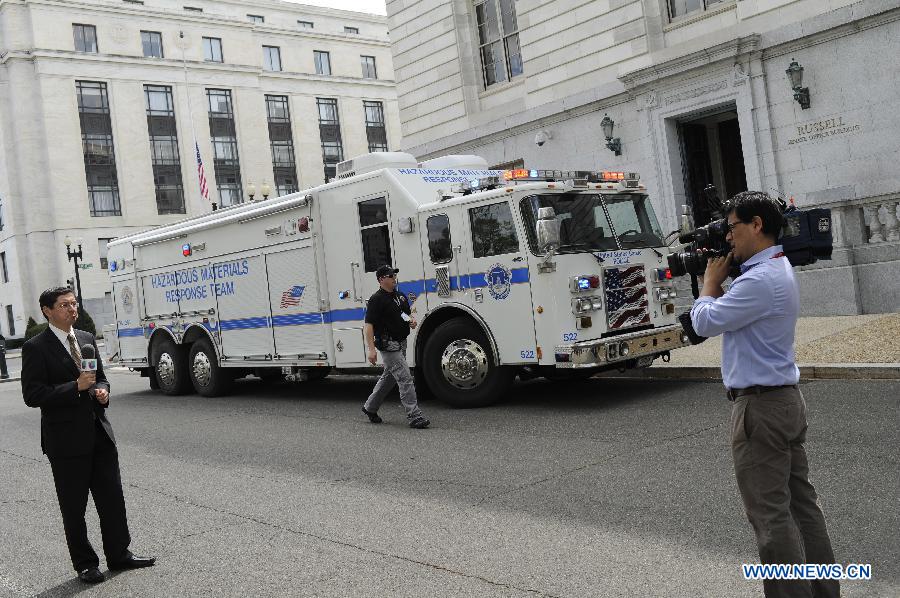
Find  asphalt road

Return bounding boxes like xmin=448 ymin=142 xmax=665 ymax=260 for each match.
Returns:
xmin=1 ymin=372 xmax=897 ymax=598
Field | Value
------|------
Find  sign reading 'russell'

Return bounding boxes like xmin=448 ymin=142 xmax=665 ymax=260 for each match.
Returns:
xmin=787 ymin=115 xmax=860 ymax=145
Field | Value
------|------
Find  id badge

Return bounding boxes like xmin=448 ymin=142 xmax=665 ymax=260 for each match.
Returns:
xmin=400 ymin=312 xmax=411 ymax=322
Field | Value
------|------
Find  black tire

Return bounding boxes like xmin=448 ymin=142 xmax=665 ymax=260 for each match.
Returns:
xmin=151 ymin=337 xmax=191 ymax=395
xmin=188 ymin=338 xmax=232 ymax=397
xmin=422 ymin=317 xmax=513 ymax=408
xmin=301 ymin=367 xmax=331 ymax=382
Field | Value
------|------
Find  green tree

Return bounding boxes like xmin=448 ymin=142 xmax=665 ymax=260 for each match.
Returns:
xmin=76 ymin=307 xmax=96 ymax=337
xmin=26 ymin=316 xmax=38 ymax=331
xmin=25 ymin=322 xmax=48 ymax=340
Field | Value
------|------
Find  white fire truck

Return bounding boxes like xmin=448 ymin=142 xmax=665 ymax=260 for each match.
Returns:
xmin=107 ymin=153 xmax=690 ymax=407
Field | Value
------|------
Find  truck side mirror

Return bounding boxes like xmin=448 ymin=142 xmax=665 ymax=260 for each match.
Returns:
xmin=536 ymin=206 xmax=560 ymax=254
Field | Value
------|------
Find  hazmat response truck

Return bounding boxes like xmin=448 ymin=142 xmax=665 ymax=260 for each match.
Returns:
xmin=107 ymin=153 xmax=691 ymax=407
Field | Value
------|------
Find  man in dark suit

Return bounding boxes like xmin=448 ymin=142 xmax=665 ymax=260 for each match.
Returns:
xmin=21 ymin=287 xmax=155 ymax=584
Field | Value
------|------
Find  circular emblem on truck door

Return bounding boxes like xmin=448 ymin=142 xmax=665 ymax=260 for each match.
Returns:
xmin=486 ymin=263 xmax=512 ymax=300
xmin=121 ymin=286 xmax=134 ymax=314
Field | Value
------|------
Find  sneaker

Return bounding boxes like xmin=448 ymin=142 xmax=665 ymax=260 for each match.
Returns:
xmin=362 ymin=407 xmax=382 ymax=424
xmin=409 ymin=416 xmax=430 ymax=429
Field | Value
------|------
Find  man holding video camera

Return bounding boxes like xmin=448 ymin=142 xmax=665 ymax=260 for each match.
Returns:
xmin=690 ymin=191 xmax=839 ymax=598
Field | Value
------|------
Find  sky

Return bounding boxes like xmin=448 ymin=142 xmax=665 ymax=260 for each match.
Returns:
xmin=281 ymin=0 xmax=387 ymax=16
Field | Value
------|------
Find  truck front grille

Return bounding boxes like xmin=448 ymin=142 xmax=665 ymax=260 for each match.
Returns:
xmin=603 ymin=265 xmax=650 ymax=330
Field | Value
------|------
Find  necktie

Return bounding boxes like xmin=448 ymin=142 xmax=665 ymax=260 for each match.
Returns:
xmin=68 ymin=334 xmax=82 ymax=366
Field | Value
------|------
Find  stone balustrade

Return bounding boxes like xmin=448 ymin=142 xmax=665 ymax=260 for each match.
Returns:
xmin=862 ymin=200 xmax=900 ymax=244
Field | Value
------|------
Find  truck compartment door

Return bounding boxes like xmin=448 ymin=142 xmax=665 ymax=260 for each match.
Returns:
xmin=266 ymin=244 xmax=328 ymax=360
xmin=112 ymin=279 xmax=145 ymax=362
xmin=213 ymin=255 xmax=275 ymax=359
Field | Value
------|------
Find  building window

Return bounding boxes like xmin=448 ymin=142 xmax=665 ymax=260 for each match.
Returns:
xmin=184 ymin=6 xmax=203 ymax=12
xmin=247 ymin=14 xmax=264 ymax=24
xmin=77 ymin=81 xmax=121 ymax=216
xmin=316 ymin=98 xmax=343 ymax=182
xmin=363 ymin=101 xmax=388 ymax=152
xmin=344 ymin=26 xmax=359 ymax=34
xmin=0 ymin=252 xmax=8 ymax=283
xmin=145 ymin=85 xmax=185 ymax=214
xmin=73 ymin=24 xmax=98 ymax=53
xmin=469 ymin=202 xmax=520 ymax=257
xmin=123 ymin=0 xmax=145 ymax=5
xmin=203 ymin=37 xmax=223 ymax=62
xmin=263 ymin=46 xmax=282 ymax=72
xmin=98 ymin=238 xmax=114 ymax=269
xmin=314 ymin=50 xmax=331 ymax=75
xmin=0 ymin=196 xmax=4 ymax=231
xmin=5 ymin=305 xmax=14 ymax=336
xmin=206 ymin=89 xmax=243 ymax=208
xmin=667 ymin=0 xmax=727 ymax=20
xmin=141 ymin=31 xmax=163 ymax=58
xmin=474 ymin=0 xmax=522 ymax=88
xmin=298 ymin=20 xmax=314 ymax=29
xmin=361 ymin=55 xmax=377 ymax=79
xmin=265 ymin=95 xmax=299 ymax=196
xmin=358 ymin=197 xmax=391 ymax=272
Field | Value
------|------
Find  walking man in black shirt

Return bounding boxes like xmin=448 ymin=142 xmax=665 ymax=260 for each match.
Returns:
xmin=362 ymin=265 xmax=430 ymax=429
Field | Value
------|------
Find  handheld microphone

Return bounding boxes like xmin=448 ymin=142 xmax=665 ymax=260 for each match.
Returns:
xmin=81 ymin=344 xmax=98 ymax=372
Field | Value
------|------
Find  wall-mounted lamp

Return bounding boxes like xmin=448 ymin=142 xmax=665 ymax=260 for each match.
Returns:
xmin=600 ymin=114 xmax=621 ymax=156
xmin=247 ymin=182 xmax=257 ymax=201
xmin=260 ymin=182 xmax=271 ymax=200
xmin=786 ymin=59 xmax=810 ymax=110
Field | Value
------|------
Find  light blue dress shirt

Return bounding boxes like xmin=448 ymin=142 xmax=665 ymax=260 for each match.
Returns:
xmin=690 ymin=245 xmax=800 ymax=390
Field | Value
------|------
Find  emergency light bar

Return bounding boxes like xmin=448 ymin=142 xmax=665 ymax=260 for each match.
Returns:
xmin=453 ymin=169 xmax=641 ymax=195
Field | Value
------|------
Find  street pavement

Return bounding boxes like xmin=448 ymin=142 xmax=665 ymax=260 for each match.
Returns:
xmin=1 ymin=371 xmax=897 ymax=597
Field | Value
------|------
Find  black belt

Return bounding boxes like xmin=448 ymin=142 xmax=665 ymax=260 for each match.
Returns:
xmin=726 ymin=384 xmax=798 ymax=401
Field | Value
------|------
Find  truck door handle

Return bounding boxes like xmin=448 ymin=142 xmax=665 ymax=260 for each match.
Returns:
xmin=350 ymin=262 xmax=362 ymax=302
xmin=513 ymin=256 xmax=524 ymax=262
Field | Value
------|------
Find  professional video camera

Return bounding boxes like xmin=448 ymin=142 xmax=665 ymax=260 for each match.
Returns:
xmin=666 ymin=185 xmax=833 ymax=279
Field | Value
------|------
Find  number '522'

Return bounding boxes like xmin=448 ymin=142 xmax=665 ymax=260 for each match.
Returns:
xmin=563 ymin=332 xmax=578 ymax=342
xmin=520 ymin=350 xmax=535 ymax=359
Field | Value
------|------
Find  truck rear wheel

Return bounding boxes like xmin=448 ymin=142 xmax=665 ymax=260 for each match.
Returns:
xmin=422 ymin=317 xmax=512 ymax=408
xmin=189 ymin=338 xmax=232 ymax=397
xmin=152 ymin=337 xmax=191 ymax=395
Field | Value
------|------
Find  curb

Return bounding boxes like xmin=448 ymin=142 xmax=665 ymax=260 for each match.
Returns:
xmin=600 ymin=364 xmax=900 ymax=381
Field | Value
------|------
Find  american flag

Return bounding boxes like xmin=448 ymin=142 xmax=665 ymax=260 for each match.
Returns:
xmin=280 ymin=285 xmax=305 ymax=308
xmin=195 ymin=142 xmax=209 ymax=201
xmin=603 ymin=266 xmax=650 ymax=330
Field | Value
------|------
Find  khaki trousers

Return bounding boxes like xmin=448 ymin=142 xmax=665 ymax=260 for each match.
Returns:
xmin=731 ymin=386 xmax=840 ymax=598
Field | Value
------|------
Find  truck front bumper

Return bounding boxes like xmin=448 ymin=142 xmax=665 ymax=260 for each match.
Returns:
xmin=554 ymin=323 xmax=690 ymax=369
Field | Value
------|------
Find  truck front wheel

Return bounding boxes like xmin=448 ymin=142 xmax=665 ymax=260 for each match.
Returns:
xmin=152 ymin=338 xmax=191 ymax=395
xmin=189 ymin=338 xmax=232 ymax=397
xmin=422 ymin=318 xmax=512 ymax=408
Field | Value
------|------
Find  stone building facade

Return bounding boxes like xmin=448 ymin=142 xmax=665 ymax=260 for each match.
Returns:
xmin=387 ymin=0 xmax=900 ymax=315
xmin=0 ymin=0 xmax=399 ymax=334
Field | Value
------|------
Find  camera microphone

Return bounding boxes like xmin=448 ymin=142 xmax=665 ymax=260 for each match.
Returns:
xmin=81 ymin=344 xmax=98 ymax=372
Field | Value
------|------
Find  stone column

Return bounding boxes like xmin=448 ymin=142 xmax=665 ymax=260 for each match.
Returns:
xmin=880 ymin=201 xmax=899 ymax=242
xmin=863 ymin=204 xmax=883 ymax=243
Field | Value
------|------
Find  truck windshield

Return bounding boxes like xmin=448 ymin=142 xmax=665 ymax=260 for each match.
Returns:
xmin=520 ymin=193 xmax=665 ymax=254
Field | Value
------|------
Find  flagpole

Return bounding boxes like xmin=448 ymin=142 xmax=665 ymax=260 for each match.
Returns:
xmin=179 ymin=31 xmax=217 ymax=211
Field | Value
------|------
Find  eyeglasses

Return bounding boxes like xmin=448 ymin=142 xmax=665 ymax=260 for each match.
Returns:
xmin=380 ymin=274 xmax=396 ymax=279
xmin=726 ymin=221 xmax=743 ymax=233
xmin=56 ymin=301 xmax=79 ymax=310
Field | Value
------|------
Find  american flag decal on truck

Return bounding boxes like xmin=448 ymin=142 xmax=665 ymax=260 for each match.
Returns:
xmin=603 ymin=266 xmax=650 ymax=330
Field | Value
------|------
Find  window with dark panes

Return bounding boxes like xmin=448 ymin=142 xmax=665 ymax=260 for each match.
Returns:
xmin=316 ymin=98 xmax=343 ymax=181
xmin=265 ymin=95 xmax=298 ymax=196
xmin=667 ymin=0 xmax=726 ymax=20
xmin=73 ymin=24 xmax=98 ymax=53
xmin=469 ymin=202 xmax=520 ymax=258
xmin=363 ymin=101 xmax=388 ymax=152
xmin=98 ymin=238 xmax=114 ymax=269
xmin=203 ymin=37 xmax=223 ymax=62
xmin=474 ymin=0 xmax=522 ymax=89
xmin=0 ymin=196 xmax=4 ymax=231
xmin=0 ymin=252 xmax=8 ymax=283
xmin=314 ymin=50 xmax=331 ymax=75
xmin=427 ymin=214 xmax=452 ymax=263
xmin=361 ymin=55 xmax=377 ymax=79
xmin=77 ymin=81 xmax=120 ymax=216
xmin=145 ymin=85 xmax=185 ymax=214
xmin=207 ymin=89 xmax=243 ymax=207
xmin=345 ymin=26 xmax=359 ymax=34
xmin=298 ymin=20 xmax=314 ymax=29
xmin=141 ymin=31 xmax=163 ymax=58
xmin=184 ymin=6 xmax=203 ymax=12
xmin=358 ymin=197 xmax=391 ymax=271
xmin=247 ymin=14 xmax=264 ymax=23
xmin=263 ymin=45 xmax=281 ymax=71
xmin=5 ymin=305 xmax=14 ymax=336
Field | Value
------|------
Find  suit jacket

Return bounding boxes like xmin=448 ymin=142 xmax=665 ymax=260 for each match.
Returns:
xmin=21 ymin=328 xmax=114 ymax=458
